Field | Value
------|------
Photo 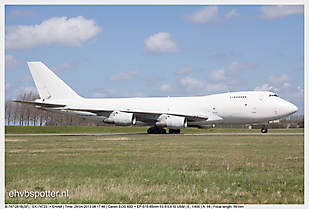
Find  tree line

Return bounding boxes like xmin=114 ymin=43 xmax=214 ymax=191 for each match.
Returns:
xmin=5 ymin=92 xmax=100 ymax=126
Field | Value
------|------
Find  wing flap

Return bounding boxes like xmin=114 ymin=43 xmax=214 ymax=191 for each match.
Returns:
xmin=63 ymin=107 xmax=114 ymax=116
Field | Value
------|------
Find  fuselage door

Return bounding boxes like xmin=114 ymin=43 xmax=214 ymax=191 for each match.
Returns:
xmin=213 ymin=107 xmax=217 ymax=114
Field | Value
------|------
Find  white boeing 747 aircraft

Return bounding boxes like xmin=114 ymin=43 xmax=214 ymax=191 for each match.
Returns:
xmin=15 ymin=62 xmax=298 ymax=134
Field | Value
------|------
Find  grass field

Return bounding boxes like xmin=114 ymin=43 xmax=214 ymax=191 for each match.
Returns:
xmin=5 ymin=125 xmax=304 ymax=134
xmin=5 ymin=133 xmax=304 ymax=204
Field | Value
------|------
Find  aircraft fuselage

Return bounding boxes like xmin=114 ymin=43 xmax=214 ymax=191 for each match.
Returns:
xmin=46 ymin=91 xmax=297 ymax=126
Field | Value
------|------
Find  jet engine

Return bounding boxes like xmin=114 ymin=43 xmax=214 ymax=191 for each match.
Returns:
xmin=104 ymin=112 xmax=136 ymax=126
xmin=156 ymin=115 xmax=187 ymax=129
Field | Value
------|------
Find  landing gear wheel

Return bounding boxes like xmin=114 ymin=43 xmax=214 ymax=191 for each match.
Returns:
xmin=159 ymin=128 xmax=166 ymax=134
xmin=147 ymin=127 xmax=166 ymax=134
xmin=154 ymin=128 xmax=159 ymax=134
xmin=147 ymin=128 xmax=154 ymax=134
xmin=169 ymin=129 xmax=180 ymax=134
xmin=261 ymin=125 xmax=268 ymax=133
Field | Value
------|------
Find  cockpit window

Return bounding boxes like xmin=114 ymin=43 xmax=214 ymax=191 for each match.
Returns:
xmin=269 ymin=94 xmax=278 ymax=97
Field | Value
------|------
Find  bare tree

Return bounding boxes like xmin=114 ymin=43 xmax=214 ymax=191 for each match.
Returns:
xmin=5 ymin=99 xmax=13 ymax=125
xmin=6 ymin=91 xmax=101 ymax=126
xmin=11 ymin=101 xmax=19 ymax=125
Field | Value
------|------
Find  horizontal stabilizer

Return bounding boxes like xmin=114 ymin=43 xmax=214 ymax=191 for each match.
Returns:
xmin=14 ymin=100 xmax=66 ymax=108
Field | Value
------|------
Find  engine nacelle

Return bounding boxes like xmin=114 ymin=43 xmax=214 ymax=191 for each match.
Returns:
xmin=114 ymin=112 xmax=136 ymax=125
xmin=156 ymin=115 xmax=187 ymax=129
xmin=104 ymin=112 xmax=136 ymax=126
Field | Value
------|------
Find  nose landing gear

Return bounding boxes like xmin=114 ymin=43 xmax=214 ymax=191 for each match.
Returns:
xmin=261 ymin=125 xmax=268 ymax=133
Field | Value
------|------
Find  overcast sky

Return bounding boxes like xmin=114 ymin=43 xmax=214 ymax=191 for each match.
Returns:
xmin=4 ymin=4 xmax=304 ymax=115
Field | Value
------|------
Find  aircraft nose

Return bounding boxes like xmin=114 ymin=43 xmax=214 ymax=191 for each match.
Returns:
xmin=289 ymin=103 xmax=298 ymax=114
xmin=284 ymin=101 xmax=298 ymax=115
xmin=276 ymin=100 xmax=298 ymax=117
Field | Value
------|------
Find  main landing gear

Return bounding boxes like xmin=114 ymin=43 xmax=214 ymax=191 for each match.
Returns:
xmin=261 ymin=125 xmax=268 ymax=133
xmin=168 ymin=129 xmax=181 ymax=134
xmin=147 ymin=127 xmax=166 ymax=134
xmin=147 ymin=127 xmax=181 ymax=134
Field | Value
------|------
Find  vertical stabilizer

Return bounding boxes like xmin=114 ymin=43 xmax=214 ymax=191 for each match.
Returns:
xmin=28 ymin=62 xmax=82 ymax=100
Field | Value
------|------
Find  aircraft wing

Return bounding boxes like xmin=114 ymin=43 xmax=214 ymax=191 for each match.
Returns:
xmin=123 ymin=110 xmax=224 ymax=123
xmin=63 ymin=107 xmax=219 ymax=123
xmin=122 ymin=110 xmax=209 ymax=122
xmin=13 ymin=102 xmax=222 ymax=124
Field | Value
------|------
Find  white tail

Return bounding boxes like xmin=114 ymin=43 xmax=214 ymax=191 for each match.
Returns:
xmin=28 ymin=62 xmax=82 ymax=100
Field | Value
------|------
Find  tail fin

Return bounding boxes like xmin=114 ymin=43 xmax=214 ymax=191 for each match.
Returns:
xmin=28 ymin=62 xmax=82 ymax=100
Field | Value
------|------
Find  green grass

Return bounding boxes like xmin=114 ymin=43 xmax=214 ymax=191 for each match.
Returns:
xmin=5 ymin=125 xmax=304 ymax=134
xmin=5 ymin=134 xmax=304 ymax=204
xmin=5 ymin=126 xmax=149 ymax=134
